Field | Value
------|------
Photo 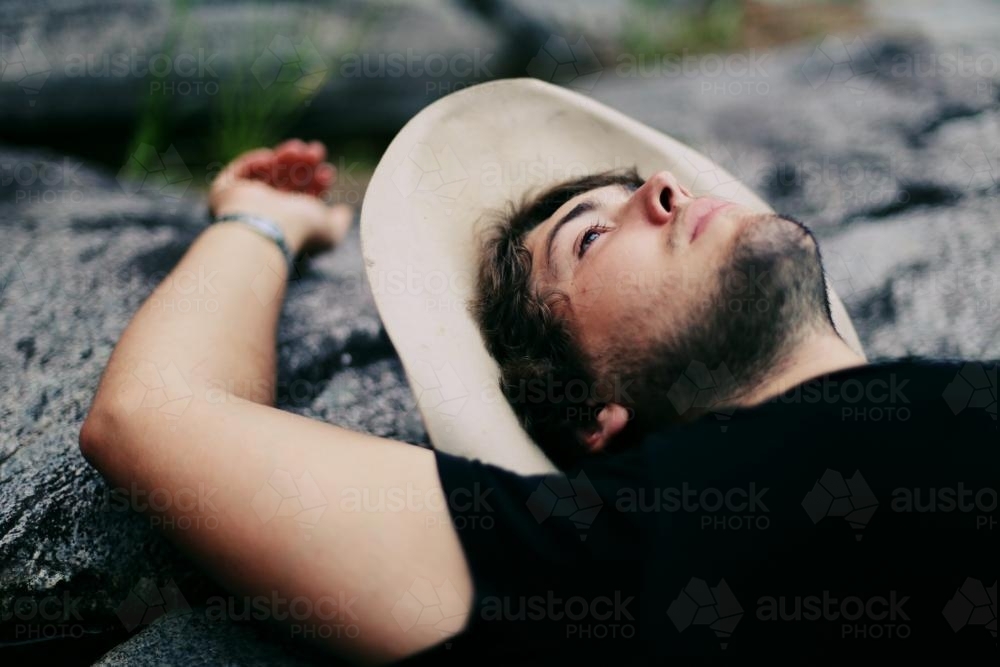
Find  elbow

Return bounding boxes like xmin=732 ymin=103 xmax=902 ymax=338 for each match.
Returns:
xmin=78 ymin=404 xmax=116 ymax=469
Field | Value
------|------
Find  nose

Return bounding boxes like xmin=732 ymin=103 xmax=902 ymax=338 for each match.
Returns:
xmin=631 ymin=170 xmax=693 ymax=226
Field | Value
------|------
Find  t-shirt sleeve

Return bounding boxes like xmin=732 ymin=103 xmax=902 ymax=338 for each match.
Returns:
xmin=430 ymin=448 xmax=651 ymax=658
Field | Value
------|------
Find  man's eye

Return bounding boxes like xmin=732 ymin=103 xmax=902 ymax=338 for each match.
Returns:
xmin=577 ymin=224 xmax=611 ymax=258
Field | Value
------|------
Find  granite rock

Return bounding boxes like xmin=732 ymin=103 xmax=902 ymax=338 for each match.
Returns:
xmin=1 ymin=3 xmax=998 ymax=664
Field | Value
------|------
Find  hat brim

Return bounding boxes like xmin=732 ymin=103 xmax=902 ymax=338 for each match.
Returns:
xmin=361 ymin=78 xmax=864 ymax=474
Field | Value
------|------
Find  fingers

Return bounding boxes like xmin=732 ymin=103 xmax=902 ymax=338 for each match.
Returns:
xmin=213 ymin=147 xmax=274 ymax=191
xmin=214 ymin=139 xmax=337 ymax=200
xmin=272 ymin=139 xmax=325 ymax=171
xmin=271 ymin=140 xmax=310 ymax=192
xmin=307 ymin=140 xmax=327 ymax=163
xmin=270 ymin=139 xmax=334 ymax=194
xmin=307 ymin=162 xmax=336 ymax=197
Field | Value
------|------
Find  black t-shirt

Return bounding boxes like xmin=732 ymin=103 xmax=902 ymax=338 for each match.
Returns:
xmin=405 ymin=359 xmax=997 ymax=664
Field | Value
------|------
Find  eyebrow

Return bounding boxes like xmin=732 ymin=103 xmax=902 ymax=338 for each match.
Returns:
xmin=545 ymin=200 xmax=596 ymax=276
xmin=542 ymin=183 xmax=640 ymax=277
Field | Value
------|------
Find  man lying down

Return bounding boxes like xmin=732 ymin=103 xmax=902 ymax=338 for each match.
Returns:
xmin=81 ymin=113 xmax=996 ymax=662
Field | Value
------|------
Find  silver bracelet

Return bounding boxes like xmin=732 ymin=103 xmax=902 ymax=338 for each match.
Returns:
xmin=212 ymin=213 xmax=295 ymax=268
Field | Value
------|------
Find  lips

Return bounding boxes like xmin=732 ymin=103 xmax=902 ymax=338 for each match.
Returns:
xmin=685 ymin=198 xmax=734 ymax=243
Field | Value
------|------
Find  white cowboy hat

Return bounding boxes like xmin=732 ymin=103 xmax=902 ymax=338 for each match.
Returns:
xmin=360 ymin=78 xmax=865 ymax=475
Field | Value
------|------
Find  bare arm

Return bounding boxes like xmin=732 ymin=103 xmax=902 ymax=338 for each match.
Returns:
xmin=104 ymin=141 xmax=342 ymax=404
xmin=79 ymin=140 xmax=473 ymax=664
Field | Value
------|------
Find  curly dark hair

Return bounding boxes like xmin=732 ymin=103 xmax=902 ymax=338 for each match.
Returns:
xmin=470 ymin=168 xmax=644 ymax=469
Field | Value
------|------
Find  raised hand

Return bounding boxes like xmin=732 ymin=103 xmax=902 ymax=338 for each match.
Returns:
xmin=209 ymin=139 xmax=354 ymax=255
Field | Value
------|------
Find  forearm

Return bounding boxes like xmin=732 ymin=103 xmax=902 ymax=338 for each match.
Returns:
xmin=75 ymin=141 xmax=470 ymax=663
xmin=89 ymin=219 xmax=309 ymax=415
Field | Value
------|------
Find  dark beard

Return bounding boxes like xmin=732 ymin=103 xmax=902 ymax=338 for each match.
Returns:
xmin=612 ymin=213 xmax=832 ymax=439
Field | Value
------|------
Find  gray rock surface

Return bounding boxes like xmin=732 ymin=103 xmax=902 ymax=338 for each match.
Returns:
xmin=93 ymin=610 xmax=332 ymax=667
xmin=0 ymin=145 xmax=426 ymax=664
xmin=1 ymin=2 xmax=998 ymax=665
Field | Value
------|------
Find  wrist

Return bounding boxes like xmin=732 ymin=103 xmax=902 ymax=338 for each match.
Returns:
xmin=213 ymin=211 xmax=302 ymax=266
xmin=215 ymin=203 xmax=308 ymax=257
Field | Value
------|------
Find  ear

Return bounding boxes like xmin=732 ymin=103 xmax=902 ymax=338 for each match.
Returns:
xmin=577 ymin=403 xmax=631 ymax=453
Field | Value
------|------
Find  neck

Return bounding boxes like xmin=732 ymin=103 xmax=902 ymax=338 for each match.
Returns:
xmin=733 ymin=327 xmax=868 ymax=408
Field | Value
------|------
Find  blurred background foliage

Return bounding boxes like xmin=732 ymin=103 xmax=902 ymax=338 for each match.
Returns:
xmin=3 ymin=0 xmax=871 ymax=200
xmin=621 ymin=0 xmax=866 ymax=55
